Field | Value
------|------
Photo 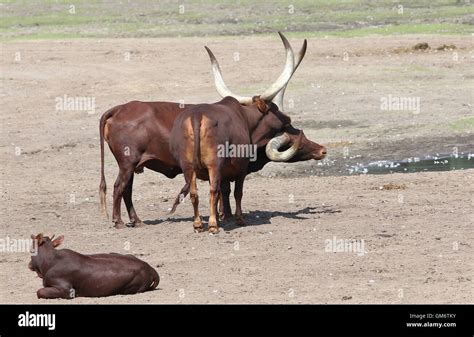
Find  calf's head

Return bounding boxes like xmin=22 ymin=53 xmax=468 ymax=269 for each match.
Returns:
xmin=29 ymin=233 xmax=64 ymax=276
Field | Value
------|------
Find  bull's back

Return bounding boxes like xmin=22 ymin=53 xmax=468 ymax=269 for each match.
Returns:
xmin=172 ymin=104 xmax=251 ymax=180
xmin=105 ymin=101 xmax=177 ymax=144
xmin=103 ymin=100 xmax=189 ymax=172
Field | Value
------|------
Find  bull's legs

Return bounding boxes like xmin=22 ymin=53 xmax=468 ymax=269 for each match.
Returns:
xmin=112 ymin=167 xmax=134 ymax=229
xmin=189 ymin=171 xmax=203 ymax=232
xmin=123 ymin=173 xmax=144 ymax=227
xmin=234 ymin=174 xmax=247 ymax=226
xmin=219 ymin=180 xmax=232 ymax=221
xmin=208 ymin=167 xmax=221 ymax=234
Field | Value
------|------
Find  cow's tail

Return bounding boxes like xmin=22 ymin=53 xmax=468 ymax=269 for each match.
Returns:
xmin=99 ymin=107 xmax=115 ymax=218
xmin=192 ymin=113 xmax=202 ymax=171
xmin=149 ymin=267 xmax=160 ymax=290
xmin=168 ymin=182 xmax=190 ymax=215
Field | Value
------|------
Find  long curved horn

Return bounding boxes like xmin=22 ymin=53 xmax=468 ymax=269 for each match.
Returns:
xmin=265 ymin=132 xmax=301 ymax=162
xmin=205 ymin=32 xmax=295 ymax=104
xmin=259 ymin=32 xmax=295 ymax=102
xmin=272 ymin=39 xmax=307 ymax=111
xmin=204 ymin=46 xmax=253 ymax=105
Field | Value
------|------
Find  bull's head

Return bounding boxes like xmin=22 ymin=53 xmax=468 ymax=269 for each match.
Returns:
xmin=205 ymin=32 xmax=327 ymax=163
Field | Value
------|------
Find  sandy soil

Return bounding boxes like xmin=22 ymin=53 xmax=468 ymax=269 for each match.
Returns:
xmin=0 ymin=35 xmax=473 ymax=303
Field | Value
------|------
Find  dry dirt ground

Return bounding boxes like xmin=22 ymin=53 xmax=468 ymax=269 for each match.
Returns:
xmin=0 ymin=35 xmax=473 ymax=303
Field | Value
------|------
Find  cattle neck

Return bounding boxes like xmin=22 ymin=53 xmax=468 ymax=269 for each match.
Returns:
xmin=240 ymin=104 xmax=266 ymax=137
xmin=35 ymin=244 xmax=57 ymax=276
xmin=241 ymin=104 xmax=280 ymax=148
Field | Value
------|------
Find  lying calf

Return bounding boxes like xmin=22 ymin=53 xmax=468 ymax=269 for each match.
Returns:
xmin=29 ymin=233 xmax=159 ymax=299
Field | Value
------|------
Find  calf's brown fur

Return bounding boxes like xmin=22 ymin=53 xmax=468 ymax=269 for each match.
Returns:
xmin=29 ymin=234 xmax=159 ymax=299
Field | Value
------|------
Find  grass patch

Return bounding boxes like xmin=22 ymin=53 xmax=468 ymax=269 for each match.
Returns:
xmin=450 ymin=117 xmax=474 ymax=131
xmin=1 ymin=0 xmax=473 ymax=40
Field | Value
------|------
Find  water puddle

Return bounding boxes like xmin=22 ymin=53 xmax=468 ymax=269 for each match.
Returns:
xmin=348 ymin=152 xmax=474 ymax=175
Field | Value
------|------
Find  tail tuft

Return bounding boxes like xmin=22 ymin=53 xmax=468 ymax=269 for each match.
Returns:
xmin=99 ymin=180 xmax=108 ymax=218
xmin=168 ymin=184 xmax=190 ymax=215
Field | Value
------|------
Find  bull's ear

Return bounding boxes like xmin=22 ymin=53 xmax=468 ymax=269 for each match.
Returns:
xmin=31 ymin=234 xmax=36 ymax=240
xmin=33 ymin=233 xmax=45 ymax=246
xmin=52 ymin=235 xmax=64 ymax=248
xmin=252 ymin=96 xmax=269 ymax=113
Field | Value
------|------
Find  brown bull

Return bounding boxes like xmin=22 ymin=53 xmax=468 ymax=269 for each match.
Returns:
xmin=99 ymin=32 xmax=314 ymax=228
xmin=169 ymin=95 xmax=326 ymax=234
xmin=168 ymin=34 xmax=326 ymax=234
xmin=99 ymin=101 xmax=187 ymax=228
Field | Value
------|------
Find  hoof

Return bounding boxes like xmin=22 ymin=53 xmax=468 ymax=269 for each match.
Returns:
xmin=134 ymin=221 xmax=145 ymax=228
xmin=235 ymin=216 xmax=247 ymax=227
xmin=193 ymin=226 xmax=204 ymax=233
xmin=193 ymin=216 xmax=203 ymax=232
xmin=114 ymin=222 xmax=126 ymax=229
xmin=193 ymin=216 xmax=204 ymax=233
xmin=208 ymin=226 xmax=220 ymax=234
xmin=219 ymin=212 xmax=232 ymax=222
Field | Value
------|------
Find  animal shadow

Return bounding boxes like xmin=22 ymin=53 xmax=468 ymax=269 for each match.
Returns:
xmin=144 ymin=206 xmax=341 ymax=230
xmin=225 ymin=205 xmax=341 ymax=230
xmin=144 ymin=216 xmax=194 ymax=226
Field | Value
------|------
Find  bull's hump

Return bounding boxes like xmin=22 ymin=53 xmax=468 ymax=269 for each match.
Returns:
xmin=219 ymin=96 xmax=240 ymax=105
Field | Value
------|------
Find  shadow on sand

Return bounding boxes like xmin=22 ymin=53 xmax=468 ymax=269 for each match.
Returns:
xmin=143 ymin=206 xmax=341 ymax=231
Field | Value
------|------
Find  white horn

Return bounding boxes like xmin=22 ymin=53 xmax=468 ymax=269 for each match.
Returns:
xmin=259 ymin=32 xmax=295 ymax=102
xmin=272 ymin=39 xmax=307 ymax=111
xmin=204 ymin=46 xmax=253 ymax=105
xmin=265 ymin=133 xmax=300 ymax=162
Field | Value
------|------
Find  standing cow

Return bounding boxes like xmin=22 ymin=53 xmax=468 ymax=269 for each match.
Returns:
xmin=99 ymin=32 xmax=311 ymax=228
xmin=168 ymin=34 xmax=326 ymax=234
xmin=169 ymin=95 xmax=326 ymax=234
xmin=205 ymin=34 xmax=324 ymax=221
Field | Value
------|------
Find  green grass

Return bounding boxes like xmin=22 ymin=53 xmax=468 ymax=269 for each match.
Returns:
xmin=326 ymin=23 xmax=473 ymax=37
xmin=1 ymin=0 xmax=473 ymax=40
xmin=450 ymin=117 xmax=474 ymax=131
